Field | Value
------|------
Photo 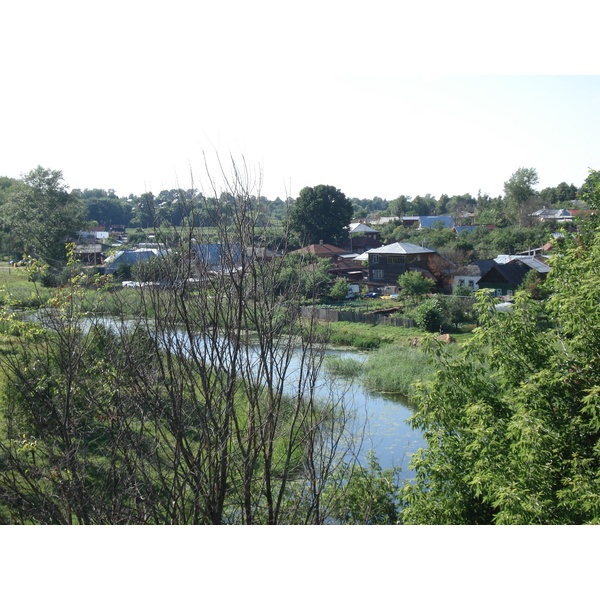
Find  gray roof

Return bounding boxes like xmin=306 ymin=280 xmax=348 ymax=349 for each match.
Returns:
xmin=349 ymin=222 xmax=378 ymax=234
xmin=75 ymin=244 xmax=105 ymax=253
xmin=104 ymin=248 xmax=167 ymax=274
xmin=531 ymin=208 xmax=572 ymax=218
xmin=366 ymin=242 xmax=435 ymax=255
xmin=510 ymin=257 xmax=550 ymax=274
xmin=495 ymin=255 xmax=550 ymax=273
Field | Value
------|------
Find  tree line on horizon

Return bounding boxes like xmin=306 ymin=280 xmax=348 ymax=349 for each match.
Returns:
xmin=0 ymin=165 xmax=594 ymax=269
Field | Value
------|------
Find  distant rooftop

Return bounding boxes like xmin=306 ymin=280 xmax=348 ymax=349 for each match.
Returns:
xmin=418 ymin=215 xmax=455 ymax=229
xmin=348 ymin=222 xmax=379 ymax=234
xmin=366 ymin=242 xmax=435 ymax=255
xmin=495 ymin=255 xmax=550 ymax=274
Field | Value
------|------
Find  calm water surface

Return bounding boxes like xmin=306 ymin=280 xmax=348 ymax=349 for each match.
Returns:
xmin=22 ymin=312 xmax=424 ymax=481
xmin=293 ymin=347 xmax=424 ymax=480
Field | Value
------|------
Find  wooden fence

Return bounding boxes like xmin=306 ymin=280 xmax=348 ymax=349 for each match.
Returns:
xmin=300 ymin=306 xmax=417 ymax=328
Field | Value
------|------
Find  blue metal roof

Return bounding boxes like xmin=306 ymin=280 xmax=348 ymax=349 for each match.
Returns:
xmin=418 ymin=215 xmax=455 ymax=229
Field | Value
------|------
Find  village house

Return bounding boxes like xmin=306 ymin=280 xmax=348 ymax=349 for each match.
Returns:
xmin=529 ymin=208 xmax=574 ymax=223
xmin=102 ymin=247 xmax=168 ymax=275
xmin=74 ymin=243 xmax=108 ymax=266
xmin=291 ymin=243 xmax=367 ymax=282
xmin=452 ymin=259 xmax=496 ymax=291
xmin=417 ymin=215 xmax=455 ymax=229
xmin=476 ymin=261 xmax=533 ymax=298
xmin=341 ymin=223 xmax=382 ymax=254
xmin=363 ymin=241 xmax=453 ymax=291
xmin=291 ymin=243 xmax=349 ymax=261
xmin=452 ymin=255 xmax=550 ymax=298
xmin=191 ymin=243 xmax=242 ymax=269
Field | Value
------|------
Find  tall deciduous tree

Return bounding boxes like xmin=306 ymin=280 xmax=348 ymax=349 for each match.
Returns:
xmin=503 ymin=167 xmax=540 ymax=225
xmin=289 ymin=185 xmax=353 ymax=245
xmin=401 ymin=170 xmax=600 ymax=524
xmin=2 ymin=166 xmax=85 ymax=265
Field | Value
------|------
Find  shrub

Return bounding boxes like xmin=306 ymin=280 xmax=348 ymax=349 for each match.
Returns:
xmin=414 ymin=297 xmax=445 ymax=332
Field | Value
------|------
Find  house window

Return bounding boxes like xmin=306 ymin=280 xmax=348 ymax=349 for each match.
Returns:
xmin=388 ymin=256 xmax=405 ymax=264
xmin=468 ymin=280 xmax=474 ymax=288
xmin=496 ymin=289 xmax=503 ymax=297
xmin=373 ymin=269 xmax=384 ymax=280
xmin=506 ymin=289 xmax=514 ymax=298
xmin=371 ymin=254 xmax=379 ymax=264
xmin=404 ymin=254 xmax=421 ymax=264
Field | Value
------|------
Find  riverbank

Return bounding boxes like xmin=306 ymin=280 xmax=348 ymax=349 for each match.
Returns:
xmin=321 ymin=320 xmax=472 ymax=350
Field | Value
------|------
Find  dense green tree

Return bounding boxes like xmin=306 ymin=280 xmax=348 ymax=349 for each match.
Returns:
xmin=277 ymin=253 xmax=333 ymax=301
xmin=401 ymin=170 xmax=600 ymax=524
xmin=0 ymin=176 xmax=18 ymax=197
xmin=0 ymin=177 xmax=21 ymax=257
xmin=519 ymin=268 xmax=549 ymax=300
xmin=73 ymin=188 xmax=118 ymax=200
xmin=326 ymin=452 xmax=400 ymax=524
xmin=83 ymin=196 xmax=133 ymax=226
xmin=289 ymin=185 xmax=353 ymax=245
xmin=475 ymin=191 xmax=505 ymax=225
xmin=130 ymin=192 xmax=157 ymax=229
xmin=388 ymin=195 xmax=411 ymax=217
xmin=539 ymin=182 xmax=578 ymax=207
xmin=578 ymin=172 xmax=598 ymax=203
xmin=406 ymin=194 xmax=436 ymax=216
xmin=327 ymin=277 xmax=350 ymax=303
xmin=1 ymin=166 xmax=86 ymax=265
xmin=436 ymin=194 xmax=450 ymax=215
xmin=446 ymin=193 xmax=477 ymax=219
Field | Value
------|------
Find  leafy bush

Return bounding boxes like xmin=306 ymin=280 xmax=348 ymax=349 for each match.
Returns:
xmin=398 ymin=270 xmax=434 ymax=299
xmin=325 ymin=452 xmax=400 ymax=524
xmin=414 ymin=297 xmax=445 ymax=332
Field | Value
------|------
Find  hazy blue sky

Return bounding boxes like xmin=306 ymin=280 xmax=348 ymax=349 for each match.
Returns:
xmin=2 ymin=1 xmax=598 ymax=201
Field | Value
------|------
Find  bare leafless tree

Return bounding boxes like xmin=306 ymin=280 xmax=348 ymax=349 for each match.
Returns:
xmin=0 ymin=156 xmax=360 ymax=524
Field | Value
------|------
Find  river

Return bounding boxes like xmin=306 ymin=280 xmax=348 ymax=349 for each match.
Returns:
xmin=20 ymin=311 xmax=424 ymax=482
xmin=315 ymin=348 xmax=423 ymax=480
